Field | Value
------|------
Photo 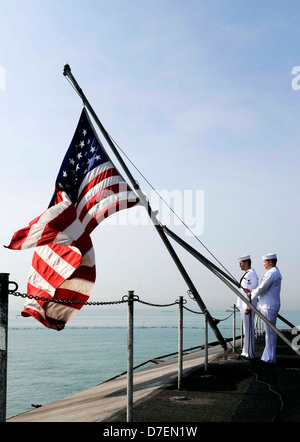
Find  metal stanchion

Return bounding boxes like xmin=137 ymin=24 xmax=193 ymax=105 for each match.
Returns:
xmin=127 ymin=291 xmax=134 ymax=423
xmin=0 ymin=273 xmax=9 ymax=423
xmin=178 ymin=296 xmax=183 ymax=390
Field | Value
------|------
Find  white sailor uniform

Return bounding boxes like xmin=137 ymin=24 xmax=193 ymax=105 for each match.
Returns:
xmin=251 ymin=266 xmax=282 ymax=363
xmin=237 ymin=268 xmax=259 ymax=358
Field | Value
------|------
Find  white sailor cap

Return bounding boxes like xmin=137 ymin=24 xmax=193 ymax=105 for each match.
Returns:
xmin=263 ymin=253 xmax=277 ymax=260
xmin=238 ymin=255 xmax=250 ymax=262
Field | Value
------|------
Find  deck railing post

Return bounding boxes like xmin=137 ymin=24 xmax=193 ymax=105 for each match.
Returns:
xmin=127 ymin=290 xmax=134 ymax=423
xmin=178 ymin=296 xmax=183 ymax=390
xmin=0 ymin=273 xmax=9 ymax=423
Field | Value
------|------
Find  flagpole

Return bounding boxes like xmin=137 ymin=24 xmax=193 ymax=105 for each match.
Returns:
xmin=63 ymin=63 xmax=228 ymax=353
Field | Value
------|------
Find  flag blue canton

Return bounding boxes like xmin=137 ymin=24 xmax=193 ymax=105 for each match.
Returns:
xmin=51 ymin=109 xmax=109 ymax=205
xmin=49 ymin=108 xmax=139 ymax=234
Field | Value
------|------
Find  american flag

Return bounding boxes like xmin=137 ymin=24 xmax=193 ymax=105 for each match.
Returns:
xmin=50 ymin=108 xmax=139 ymax=233
xmin=6 ymin=109 xmax=139 ymax=330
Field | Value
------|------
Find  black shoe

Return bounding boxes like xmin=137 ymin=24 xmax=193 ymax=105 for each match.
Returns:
xmin=238 ymin=355 xmax=250 ymax=361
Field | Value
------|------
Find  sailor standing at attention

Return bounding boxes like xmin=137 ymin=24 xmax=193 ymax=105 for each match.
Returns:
xmin=245 ymin=253 xmax=282 ymax=364
xmin=237 ymin=255 xmax=259 ymax=359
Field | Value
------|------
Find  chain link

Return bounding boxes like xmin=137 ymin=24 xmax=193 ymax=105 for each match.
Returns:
xmin=10 ymin=291 xmax=127 ymax=306
xmin=136 ymin=298 xmax=181 ymax=308
xmin=8 ymin=289 xmax=233 ymax=322
xmin=9 ymin=290 xmax=181 ymax=308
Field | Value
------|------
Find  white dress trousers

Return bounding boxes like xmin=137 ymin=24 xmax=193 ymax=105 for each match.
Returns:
xmin=237 ymin=268 xmax=259 ymax=358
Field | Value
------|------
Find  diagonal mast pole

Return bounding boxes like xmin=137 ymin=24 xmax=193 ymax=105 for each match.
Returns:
xmin=63 ymin=63 xmax=228 ymax=352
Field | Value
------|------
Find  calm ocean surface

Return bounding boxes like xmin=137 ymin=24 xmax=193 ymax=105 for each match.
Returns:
xmin=6 ymin=305 xmax=300 ymax=419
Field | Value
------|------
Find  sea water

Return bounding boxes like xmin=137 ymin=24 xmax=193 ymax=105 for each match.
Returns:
xmin=6 ymin=305 xmax=300 ymax=419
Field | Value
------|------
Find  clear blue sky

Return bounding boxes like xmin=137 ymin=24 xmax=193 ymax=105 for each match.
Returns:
xmin=1 ymin=0 xmax=299 ymax=314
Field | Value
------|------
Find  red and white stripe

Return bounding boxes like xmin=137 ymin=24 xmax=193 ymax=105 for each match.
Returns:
xmin=76 ymin=161 xmax=138 ymax=234
xmin=6 ymin=192 xmax=95 ymax=330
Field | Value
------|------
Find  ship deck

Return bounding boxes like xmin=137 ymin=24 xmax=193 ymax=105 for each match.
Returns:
xmin=7 ymin=330 xmax=300 ymax=423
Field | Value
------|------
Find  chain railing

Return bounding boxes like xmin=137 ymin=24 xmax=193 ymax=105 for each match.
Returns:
xmin=1 ymin=275 xmax=242 ymax=423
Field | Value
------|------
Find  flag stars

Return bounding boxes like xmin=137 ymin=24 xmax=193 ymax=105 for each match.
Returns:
xmin=54 ymin=112 xmax=109 ymax=205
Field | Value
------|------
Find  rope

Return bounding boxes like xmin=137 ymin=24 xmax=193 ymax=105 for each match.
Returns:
xmin=249 ymin=365 xmax=285 ymax=422
xmin=63 ymin=71 xmax=237 ymax=288
xmin=99 ymin=127 xmax=237 ymax=283
xmin=65 ymin=76 xmax=86 ymax=107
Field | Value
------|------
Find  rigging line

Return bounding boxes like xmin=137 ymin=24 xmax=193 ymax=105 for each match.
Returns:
xmin=65 ymin=76 xmax=84 ymax=102
xmin=105 ymin=130 xmax=237 ymax=282
xmin=63 ymin=75 xmax=235 ymax=282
